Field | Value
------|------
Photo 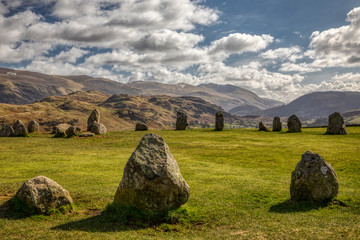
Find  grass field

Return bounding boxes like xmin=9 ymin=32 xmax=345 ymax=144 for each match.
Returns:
xmin=0 ymin=128 xmax=360 ymax=239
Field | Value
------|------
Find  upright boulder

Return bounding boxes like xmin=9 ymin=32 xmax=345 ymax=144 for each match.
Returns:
xmin=214 ymin=111 xmax=224 ymax=131
xmin=287 ymin=115 xmax=302 ymax=133
xmin=114 ymin=133 xmax=190 ymax=211
xmin=176 ymin=111 xmax=188 ymax=130
xmin=87 ymin=109 xmax=100 ymax=131
xmin=325 ymin=112 xmax=348 ymax=135
xmin=66 ymin=126 xmax=81 ymax=137
xmin=135 ymin=122 xmax=148 ymax=131
xmin=13 ymin=120 xmax=28 ymax=137
xmin=28 ymin=120 xmax=40 ymax=133
xmin=0 ymin=124 xmax=14 ymax=137
xmin=272 ymin=117 xmax=282 ymax=132
xmin=290 ymin=151 xmax=338 ymax=202
xmin=15 ymin=176 xmax=73 ymax=214
xmin=91 ymin=123 xmax=107 ymax=135
xmin=259 ymin=122 xmax=270 ymax=132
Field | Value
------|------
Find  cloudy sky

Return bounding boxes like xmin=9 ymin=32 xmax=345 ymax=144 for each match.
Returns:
xmin=1 ymin=0 xmax=360 ymax=102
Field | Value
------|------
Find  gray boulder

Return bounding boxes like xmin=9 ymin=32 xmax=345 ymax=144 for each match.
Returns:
xmin=15 ymin=176 xmax=73 ymax=214
xmin=325 ymin=112 xmax=348 ymax=135
xmin=214 ymin=111 xmax=224 ymax=131
xmin=66 ymin=126 xmax=81 ymax=137
xmin=91 ymin=123 xmax=107 ymax=135
xmin=87 ymin=109 xmax=100 ymax=131
xmin=290 ymin=151 xmax=338 ymax=202
xmin=259 ymin=122 xmax=270 ymax=132
xmin=28 ymin=120 xmax=40 ymax=133
xmin=287 ymin=115 xmax=302 ymax=133
xmin=135 ymin=122 xmax=148 ymax=131
xmin=176 ymin=111 xmax=188 ymax=130
xmin=53 ymin=126 xmax=67 ymax=138
xmin=272 ymin=117 xmax=282 ymax=132
xmin=0 ymin=125 xmax=14 ymax=137
xmin=114 ymin=133 xmax=190 ymax=211
xmin=13 ymin=120 xmax=28 ymax=137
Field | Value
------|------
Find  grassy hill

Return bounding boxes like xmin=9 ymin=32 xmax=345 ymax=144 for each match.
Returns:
xmin=0 ymin=128 xmax=359 ymax=239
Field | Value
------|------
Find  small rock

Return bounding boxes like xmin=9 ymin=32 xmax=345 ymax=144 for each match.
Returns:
xmin=114 ymin=133 xmax=190 ymax=211
xmin=290 ymin=151 xmax=338 ymax=202
xmin=87 ymin=109 xmax=100 ymax=131
xmin=28 ymin=120 xmax=40 ymax=133
xmin=0 ymin=125 xmax=14 ymax=137
xmin=13 ymin=120 xmax=28 ymax=137
xmin=79 ymin=133 xmax=95 ymax=137
xmin=176 ymin=111 xmax=188 ymax=130
xmin=272 ymin=117 xmax=282 ymax=132
xmin=135 ymin=122 xmax=148 ymax=131
xmin=259 ymin=121 xmax=270 ymax=132
xmin=15 ymin=176 xmax=73 ymax=214
xmin=287 ymin=115 xmax=302 ymax=133
xmin=91 ymin=123 xmax=107 ymax=135
xmin=214 ymin=111 xmax=224 ymax=131
xmin=65 ymin=126 xmax=81 ymax=137
xmin=325 ymin=112 xmax=348 ymax=135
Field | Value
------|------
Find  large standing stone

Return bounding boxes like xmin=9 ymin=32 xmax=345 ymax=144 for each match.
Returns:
xmin=66 ymin=126 xmax=81 ymax=137
xmin=290 ymin=151 xmax=338 ymax=202
xmin=0 ymin=124 xmax=14 ymax=137
xmin=114 ymin=133 xmax=190 ymax=211
xmin=87 ymin=109 xmax=100 ymax=131
xmin=272 ymin=117 xmax=282 ymax=132
xmin=28 ymin=120 xmax=40 ymax=133
xmin=259 ymin=122 xmax=270 ymax=132
xmin=91 ymin=123 xmax=107 ymax=135
xmin=214 ymin=111 xmax=224 ymax=131
xmin=176 ymin=111 xmax=188 ymax=130
xmin=135 ymin=122 xmax=148 ymax=131
xmin=287 ymin=115 xmax=302 ymax=133
xmin=325 ymin=112 xmax=348 ymax=135
xmin=15 ymin=176 xmax=73 ymax=214
xmin=13 ymin=120 xmax=28 ymax=137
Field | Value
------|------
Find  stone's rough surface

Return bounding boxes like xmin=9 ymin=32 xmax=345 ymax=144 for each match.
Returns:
xmin=0 ymin=125 xmax=14 ymax=137
xmin=79 ymin=133 xmax=95 ymax=137
xmin=51 ymin=124 xmax=71 ymax=134
xmin=13 ymin=120 xmax=28 ymax=137
xmin=259 ymin=121 xmax=270 ymax=132
xmin=87 ymin=109 xmax=100 ymax=131
xmin=114 ymin=133 xmax=190 ymax=211
xmin=176 ymin=111 xmax=188 ymax=130
xmin=214 ymin=111 xmax=224 ymax=131
xmin=15 ymin=176 xmax=73 ymax=214
xmin=91 ymin=123 xmax=107 ymax=135
xmin=272 ymin=117 xmax=282 ymax=132
xmin=28 ymin=120 xmax=40 ymax=133
xmin=290 ymin=151 xmax=338 ymax=202
xmin=287 ymin=115 xmax=302 ymax=133
xmin=325 ymin=112 xmax=348 ymax=135
xmin=66 ymin=126 xmax=81 ymax=137
xmin=54 ymin=126 xmax=67 ymax=138
xmin=135 ymin=122 xmax=148 ymax=131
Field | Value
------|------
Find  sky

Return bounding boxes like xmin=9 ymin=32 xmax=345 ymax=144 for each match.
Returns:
xmin=0 ymin=0 xmax=360 ymax=102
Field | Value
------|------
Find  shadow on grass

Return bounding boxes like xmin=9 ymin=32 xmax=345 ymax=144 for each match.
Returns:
xmin=52 ymin=204 xmax=196 ymax=233
xmin=269 ymin=199 xmax=347 ymax=213
xmin=0 ymin=198 xmax=33 ymax=219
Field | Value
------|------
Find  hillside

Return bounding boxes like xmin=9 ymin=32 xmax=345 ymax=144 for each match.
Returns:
xmin=0 ymin=68 xmax=282 ymax=113
xmin=0 ymin=91 xmax=243 ymax=131
xmin=264 ymin=91 xmax=360 ymax=120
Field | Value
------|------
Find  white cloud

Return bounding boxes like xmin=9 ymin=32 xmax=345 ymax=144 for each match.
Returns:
xmin=279 ymin=62 xmax=321 ymax=73
xmin=261 ymin=46 xmax=303 ymax=63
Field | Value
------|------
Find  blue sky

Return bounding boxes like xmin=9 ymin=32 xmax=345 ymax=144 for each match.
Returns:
xmin=0 ymin=0 xmax=360 ymax=102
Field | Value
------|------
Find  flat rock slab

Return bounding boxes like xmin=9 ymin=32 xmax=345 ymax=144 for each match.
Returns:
xmin=79 ymin=133 xmax=95 ymax=137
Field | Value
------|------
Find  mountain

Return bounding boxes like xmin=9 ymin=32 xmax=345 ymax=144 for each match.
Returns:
xmin=264 ymin=91 xmax=360 ymax=120
xmin=0 ymin=90 xmax=243 ymax=131
xmin=0 ymin=68 xmax=282 ymax=113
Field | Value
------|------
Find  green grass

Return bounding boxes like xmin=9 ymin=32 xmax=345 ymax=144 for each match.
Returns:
xmin=0 ymin=128 xmax=360 ymax=239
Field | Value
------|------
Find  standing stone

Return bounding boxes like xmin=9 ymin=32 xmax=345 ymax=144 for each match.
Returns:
xmin=290 ymin=151 xmax=338 ymax=202
xmin=53 ymin=126 xmax=67 ymax=138
xmin=114 ymin=133 xmax=190 ymax=211
xmin=325 ymin=112 xmax=348 ymax=135
xmin=135 ymin=122 xmax=148 ymax=131
xmin=15 ymin=176 xmax=73 ymax=214
xmin=28 ymin=120 xmax=40 ymax=133
xmin=287 ymin=115 xmax=302 ymax=133
xmin=259 ymin=122 xmax=270 ymax=132
xmin=272 ymin=117 xmax=282 ymax=132
xmin=214 ymin=111 xmax=224 ymax=131
xmin=0 ymin=125 xmax=14 ymax=137
xmin=13 ymin=120 xmax=28 ymax=137
xmin=66 ymin=126 xmax=81 ymax=137
xmin=176 ymin=111 xmax=188 ymax=130
xmin=91 ymin=123 xmax=107 ymax=135
xmin=87 ymin=109 xmax=100 ymax=131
